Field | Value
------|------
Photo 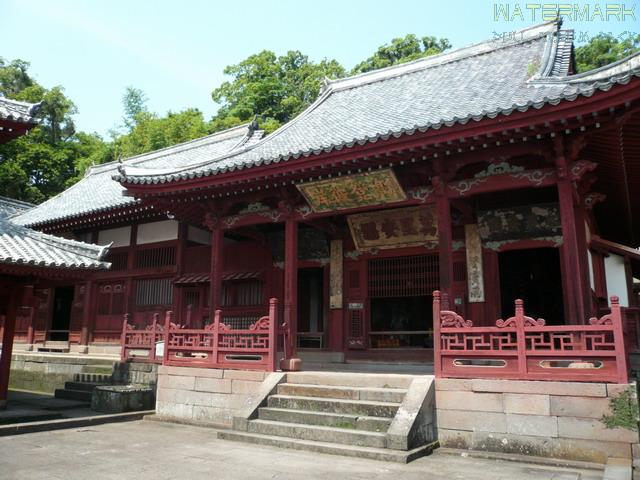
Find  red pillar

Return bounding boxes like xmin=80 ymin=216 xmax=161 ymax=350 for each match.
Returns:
xmin=437 ymin=191 xmax=454 ymax=300
xmin=558 ymin=178 xmax=587 ymax=324
xmin=0 ymin=286 xmax=20 ymax=409
xmin=210 ymin=227 xmax=224 ymax=314
xmin=283 ymin=218 xmax=299 ymax=358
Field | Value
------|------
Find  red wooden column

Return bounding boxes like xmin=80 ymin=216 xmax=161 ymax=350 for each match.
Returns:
xmin=435 ymin=177 xmax=454 ymax=300
xmin=209 ymin=227 xmax=224 ymax=314
xmin=0 ymin=285 xmax=20 ymax=409
xmin=283 ymin=218 xmax=299 ymax=359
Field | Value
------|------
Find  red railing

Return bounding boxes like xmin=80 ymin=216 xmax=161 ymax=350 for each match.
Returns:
xmin=120 ymin=312 xmax=175 ymax=363
xmin=163 ymin=298 xmax=279 ymax=372
xmin=433 ymin=291 xmax=629 ymax=384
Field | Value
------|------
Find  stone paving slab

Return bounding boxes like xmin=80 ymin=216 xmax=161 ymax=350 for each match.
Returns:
xmin=0 ymin=420 xmax=604 ymax=480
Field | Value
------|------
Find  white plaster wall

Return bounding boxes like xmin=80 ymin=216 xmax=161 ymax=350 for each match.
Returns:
xmin=187 ymin=225 xmax=211 ymax=245
xmin=137 ymin=220 xmax=179 ymax=245
xmin=604 ymin=253 xmax=629 ymax=306
xmin=97 ymin=226 xmax=131 ymax=247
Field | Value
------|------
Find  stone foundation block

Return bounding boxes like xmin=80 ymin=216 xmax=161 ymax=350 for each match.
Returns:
xmin=231 ymin=380 xmax=260 ymax=394
xmin=506 ymin=413 xmax=558 ymax=437
xmin=437 ymin=409 xmax=507 ymax=433
xmin=223 ymin=370 xmax=265 ymax=381
xmin=438 ymin=428 xmax=632 ymax=463
xmin=192 ymin=406 xmax=234 ymax=427
xmin=158 ymin=365 xmax=223 ymax=378
xmin=435 ymin=379 xmax=473 ymax=391
xmin=503 ymin=393 xmax=550 ymax=415
xmin=558 ymin=417 xmax=639 ymax=444
xmin=436 ymin=390 xmax=503 ymax=412
xmin=156 ymin=401 xmax=193 ymax=419
xmin=550 ymin=396 xmax=611 ymax=419
xmin=195 ymin=377 xmax=232 ymax=393
xmin=471 ymin=379 xmax=607 ymax=397
xmin=158 ymin=374 xmax=195 ymax=391
xmin=91 ymin=385 xmax=154 ymax=413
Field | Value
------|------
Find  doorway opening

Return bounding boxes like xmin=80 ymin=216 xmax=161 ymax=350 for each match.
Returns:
xmin=368 ymin=254 xmax=438 ymax=349
xmin=297 ymin=268 xmax=324 ymax=348
xmin=50 ymin=286 xmax=74 ymax=341
xmin=498 ymin=247 xmax=565 ymax=324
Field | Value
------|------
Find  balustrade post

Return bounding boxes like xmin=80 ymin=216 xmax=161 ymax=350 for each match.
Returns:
xmin=432 ymin=291 xmax=442 ymax=377
xmin=515 ymin=300 xmax=527 ymax=378
xmin=610 ymin=297 xmax=629 ymax=384
xmin=212 ymin=309 xmax=221 ymax=368
xmin=162 ymin=311 xmax=173 ymax=365
xmin=150 ymin=313 xmax=159 ymax=363
xmin=186 ymin=304 xmax=192 ymax=329
xmin=120 ymin=314 xmax=130 ymax=362
xmin=268 ymin=298 xmax=278 ymax=372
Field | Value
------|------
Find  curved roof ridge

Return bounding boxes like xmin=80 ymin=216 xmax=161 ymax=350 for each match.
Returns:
xmin=323 ymin=20 xmax=560 ymax=93
xmin=86 ymin=121 xmax=255 ymax=176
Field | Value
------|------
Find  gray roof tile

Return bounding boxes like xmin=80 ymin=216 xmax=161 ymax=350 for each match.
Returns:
xmin=115 ymin=22 xmax=640 ymax=186
xmin=0 ymin=97 xmax=41 ymax=124
xmin=14 ymin=122 xmax=263 ymax=227
xmin=0 ymin=198 xmax=109 ymax=270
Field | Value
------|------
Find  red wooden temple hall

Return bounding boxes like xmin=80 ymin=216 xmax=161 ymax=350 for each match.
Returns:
xmin=7 ymin=20 xmax=640 ymax=364
xmin=0 ymin=97 xmax=110 ymax=408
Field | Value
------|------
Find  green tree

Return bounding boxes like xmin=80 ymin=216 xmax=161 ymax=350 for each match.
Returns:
xmin=114 ymin=108 xmax=210 ymax=158
xmin=351 ymin=34 xmax=451 ymax=75
xmin=211 ymin=50 xmax=345 ymax=133
xmin=575 ymin=33 xmax=640 ymax=73
xmin=122 ymin=86 xmax=148 ymax=131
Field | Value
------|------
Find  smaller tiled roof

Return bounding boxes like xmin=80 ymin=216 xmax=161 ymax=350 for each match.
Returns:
xmin=0 ymin=97 xmax=41 ymax=124
xmin=0 ymin=196 xmax=34 ymax=219
xmin=0 ymin=199 xmax=110 ymax=271
xmin=14 ymin=122 xmax=263 ymax=227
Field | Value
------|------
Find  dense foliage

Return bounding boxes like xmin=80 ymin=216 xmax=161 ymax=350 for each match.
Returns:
xmin=0 ymin=32 xmax=636 ymax=204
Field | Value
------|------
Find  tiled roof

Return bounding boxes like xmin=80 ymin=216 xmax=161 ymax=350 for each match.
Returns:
xmin=0 ymin=97 xmax=41 ymax=124
xmin=115 ymin=21 xmax=640 ymax=187
xmin=0 ymin=198 xmax=109 ymax=270
xmin=14 ymin=122 xmax=263 ymax=227
xmin=0 ymin=196 xmax=34 ymax=219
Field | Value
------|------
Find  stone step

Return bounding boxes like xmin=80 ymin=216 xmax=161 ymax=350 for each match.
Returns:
xmin=63 ymin=381 xmax=110 ymax=392
xmin=73 ymin=373 xmax=112 ymax=383
xmin=82 ymin=365 xmax=114 ymax=375
xmin=248 ymin=419 xmax=386 ymax=448
xmin=218 ymin=430 xmax=432 ymax=463
xmin=267 ymin=395 xmax=400 ymax=418
xmin=54 ymin=388 xmax=92 ymax=403
xmin=277 ymin=383 xmax=407 ymax=403
xmin=258 ymin=407 xmax=391 ymax=432
xmin=286 ymin=372 xmax=414 ymax=389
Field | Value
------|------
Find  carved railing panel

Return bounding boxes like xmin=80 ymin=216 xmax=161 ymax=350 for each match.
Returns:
xmin=433 ymin=290 xmax=628 ymax=384
xmin=161 ymin=298 xmax=278 ymax=372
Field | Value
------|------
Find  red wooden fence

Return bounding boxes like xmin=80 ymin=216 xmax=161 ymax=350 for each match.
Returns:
xmin=120 ymin=311 xmax=179 ymax=363
xmin=433 ymin=291 xmax=629 ymax=384
xmin=163 ymin=298 xmax=278 ymax=372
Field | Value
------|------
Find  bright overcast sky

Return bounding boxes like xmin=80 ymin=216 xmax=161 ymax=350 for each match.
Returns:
xmin=2 ymin=0 xmax=638 ymax=137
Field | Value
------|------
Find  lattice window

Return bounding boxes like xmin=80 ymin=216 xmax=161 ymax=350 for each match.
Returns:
xmin=135 ymin=246 xmax=176 ymax=269
xmin=350 ymin=310 xmax=363 ymax=338
xmin=135 ymin=278 xmax=173 ymax=307
xmin=368 ymin=254 xmax=439 ymax=298
xmin=222 ymin=280 xmax=263 ymax=307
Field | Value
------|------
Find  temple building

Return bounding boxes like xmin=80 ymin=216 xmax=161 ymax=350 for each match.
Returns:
xmin=0 ymin=97 xmax=110 ymax=408
xmin=5 ymin=20 xmax=640 ymax=365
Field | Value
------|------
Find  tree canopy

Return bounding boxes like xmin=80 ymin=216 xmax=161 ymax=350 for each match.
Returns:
xmin=575 ymin=33 xmax=640 ymax=73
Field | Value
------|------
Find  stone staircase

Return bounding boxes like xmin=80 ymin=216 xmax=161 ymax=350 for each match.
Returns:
xmin=54 ymin=364 xmax=115 ymax=404
xmin=219 ymin=372 xmax=435 ymax=462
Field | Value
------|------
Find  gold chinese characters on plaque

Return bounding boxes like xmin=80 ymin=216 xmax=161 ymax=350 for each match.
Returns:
xmin=347 ymin=205 xmax=438 ymax=251
xmin=296 ymin=169 xmax=406 ymax=213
